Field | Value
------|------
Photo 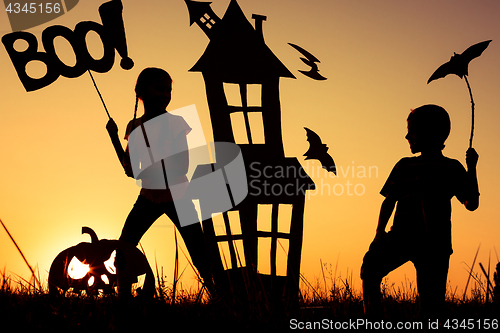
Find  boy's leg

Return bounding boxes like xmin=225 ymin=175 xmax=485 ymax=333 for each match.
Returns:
xmin=361 ymin=232 xmax=410 ymax=318
xmin=413 ymin=253 xmax=450 ymax=320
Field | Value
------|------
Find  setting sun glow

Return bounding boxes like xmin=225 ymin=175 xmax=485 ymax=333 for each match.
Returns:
xmin=0 ymin=0 xmax=499 ymax=300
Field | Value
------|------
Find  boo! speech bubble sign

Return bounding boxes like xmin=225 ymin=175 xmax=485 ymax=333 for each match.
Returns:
xmin=2 ymin=0 xmax=133 ymax=91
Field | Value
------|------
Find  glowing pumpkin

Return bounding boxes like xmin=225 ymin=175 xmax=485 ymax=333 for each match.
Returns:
xmin=48 ymin=227 xmax=154 ymax=297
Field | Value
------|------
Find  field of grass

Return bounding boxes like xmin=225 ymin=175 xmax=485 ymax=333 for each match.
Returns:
xmin=1 ymin=263 xmax=498 ymax=332
xmin=1 ymin=220 xmax=498 ymax=331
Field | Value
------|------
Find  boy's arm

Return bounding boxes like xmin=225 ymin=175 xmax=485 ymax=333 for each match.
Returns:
xmin=464 ymin=148 xmax=479 ymax=211
xmin=374 ymin=196 xmax=396 ymax=241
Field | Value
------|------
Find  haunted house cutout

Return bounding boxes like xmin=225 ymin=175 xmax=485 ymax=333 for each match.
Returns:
xmin=186 ymin=0 xmax=315 ymax=305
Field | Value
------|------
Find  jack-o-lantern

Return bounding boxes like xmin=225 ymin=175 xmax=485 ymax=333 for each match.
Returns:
xmin=49 ymin=227 xmax=155 ymax=297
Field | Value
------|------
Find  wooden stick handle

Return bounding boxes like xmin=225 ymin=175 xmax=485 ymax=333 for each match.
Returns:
xmin=88 ymin=70 xmax=111 ymax=120
xmin=464 ymin=75 xmax=475 ymax=148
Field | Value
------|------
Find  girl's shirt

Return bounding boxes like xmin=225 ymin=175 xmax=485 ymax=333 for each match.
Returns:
xmin=125 ymin=112 xmax=192 ymax=203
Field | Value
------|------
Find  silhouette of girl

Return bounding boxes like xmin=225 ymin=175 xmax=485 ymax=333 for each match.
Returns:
xmin=106 ymin=68 xmax=211 ymax=290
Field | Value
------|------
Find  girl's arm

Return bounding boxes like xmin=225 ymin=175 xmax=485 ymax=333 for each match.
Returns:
xmin=106 ymin=118 xmax=134 ymax=178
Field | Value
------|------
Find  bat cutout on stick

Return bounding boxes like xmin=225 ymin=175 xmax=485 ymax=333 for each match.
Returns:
xmin=304 ymin=127 xmax=336 ymax=175
xmin=288 ymin=43 xmax=327 ymax=80
xmin=427 ymin=40 xmax=492 ymax=148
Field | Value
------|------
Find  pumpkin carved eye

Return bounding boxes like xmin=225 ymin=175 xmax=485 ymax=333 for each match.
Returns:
xmin=68 ymin=256 xmax=89 ymax=279
xmin=104 ymin=250 xmax=117 ymax=275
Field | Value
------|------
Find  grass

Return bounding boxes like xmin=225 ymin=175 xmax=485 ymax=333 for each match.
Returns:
xmin=1 ymin=219 xmax=498 ymax=331
xmin=1 ymin=260 xmax=499 ymax=332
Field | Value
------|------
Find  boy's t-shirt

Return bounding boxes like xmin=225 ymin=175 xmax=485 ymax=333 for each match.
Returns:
xmin=381 ymin=155 xmax=469 ymax=254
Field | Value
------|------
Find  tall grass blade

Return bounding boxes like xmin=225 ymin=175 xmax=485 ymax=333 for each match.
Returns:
xmin=479 ymin=262 xmax=494 ymax=302
xmin=0 ymin=217 xmax=40 ymax=289
xmin=463 ymin=243 xmax=480 ymax=301
xmin=320 ymin=259 xmax=327 ymax=297
xmin=299 ymin=273 xmax=322 ymax=301
xmin=172 ymin=227 xmax=179 ymax=305
xmin=333 ymin=254 xmax=339 ymax=297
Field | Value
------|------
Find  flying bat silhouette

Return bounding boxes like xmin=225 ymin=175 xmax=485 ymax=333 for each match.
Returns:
xmin=427 ymin=39 xmax=492 ymax=148
xmin=288 ymin=43 xmax=327 ymax=80
xmin=304 ymin=127 xmax=336 ymax=175
xmin=427 ymin=40 xmax=491 ymax=84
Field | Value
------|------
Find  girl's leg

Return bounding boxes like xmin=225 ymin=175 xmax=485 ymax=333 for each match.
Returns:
xmin=119 ymin=195 xmax=164 ymax=246
xmin=116 ymin=195 xmax=163 ymax=296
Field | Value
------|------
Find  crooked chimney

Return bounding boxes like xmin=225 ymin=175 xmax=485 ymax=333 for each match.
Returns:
xmin=252 ymin=14 xmax=267 ymax=41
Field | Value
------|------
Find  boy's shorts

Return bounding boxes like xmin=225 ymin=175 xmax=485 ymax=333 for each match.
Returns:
xmin=360 ymin=230 xmax=450 ymax=282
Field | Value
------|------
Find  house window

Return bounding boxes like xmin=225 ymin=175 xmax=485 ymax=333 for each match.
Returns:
xmin=257 ymin=204 xmax=272 ymax=232
xmin=213 ymin=211 xmax=245 ymax=270
xmin=246 ymin=84 xmax=261 ymax=107
xmin=227 ymin=211 xmax=242 ymax=234
xmin=201 ymin=13 xmax=216 ymax=30
xmin=218 ymin=239 xmax=245 ymax=269
xmin=278 ymin=204 xmax=292 ymax=234
xmin=256 ymin=204 xmax=292 ymax=276
xmin=224 ymin=83 xmax=241 ymax=106
xmin=234 ymin=239 xmax=245 ymax=267
xmin=212 ymin=211 xmax=241 ymax=237
xmin=247 ymin=112 xmax=265 ymax=144
xmin=229 ymin=112 xmax=248 ymax=144
xmin=224 ymin=83 xmax=264 ymax=144
xmin=257 ymin=238 xmax=288 ymax=276
xmin=212 ymin=213 xmax=226 ymax=236
xmin=257 ymin=237 xmax=271 ymax=274
xmin=276 ymin=239 xmax=289 ymax=276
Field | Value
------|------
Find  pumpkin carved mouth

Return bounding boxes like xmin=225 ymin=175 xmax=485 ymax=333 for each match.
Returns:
xmin=67 ymin=250 xmax=117 ymax=289
xmin=48 ymin=227 xmax=155 ymax=297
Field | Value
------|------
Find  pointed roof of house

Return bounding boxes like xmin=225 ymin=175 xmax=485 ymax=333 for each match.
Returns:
xmin=184 ymin=0 xmax=217 ymax=26
xmin=189 ymin=0 xmax=295 ymax=83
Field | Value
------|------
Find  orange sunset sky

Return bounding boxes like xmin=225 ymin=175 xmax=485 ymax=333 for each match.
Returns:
xmin=1 ymin=0 xmax=499 ymax=296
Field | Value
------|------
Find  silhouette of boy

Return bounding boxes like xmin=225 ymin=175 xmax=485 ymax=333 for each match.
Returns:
xmin=361 ymin=104 xmax=479 ymax=319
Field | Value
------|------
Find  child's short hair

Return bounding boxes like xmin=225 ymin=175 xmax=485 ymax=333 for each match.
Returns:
xmin=408 ymin=104 xmax=451 ymax=149
xmin=135 ymin=67 xmax=172 ymax=99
